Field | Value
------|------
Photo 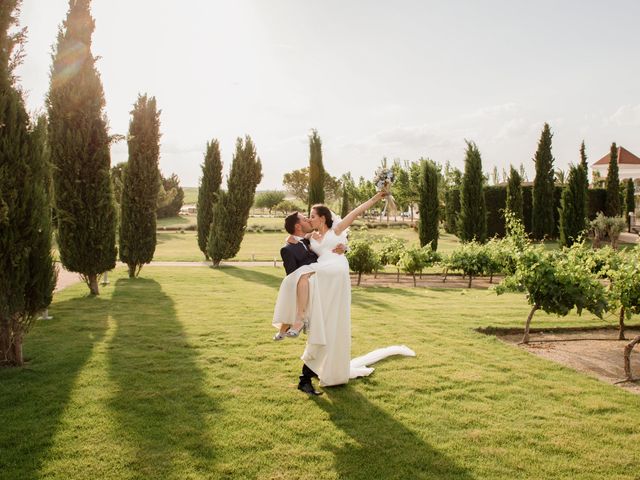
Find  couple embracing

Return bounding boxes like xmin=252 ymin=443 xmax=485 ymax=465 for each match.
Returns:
xmin=272 ymin=191 xmax=414 ymax=395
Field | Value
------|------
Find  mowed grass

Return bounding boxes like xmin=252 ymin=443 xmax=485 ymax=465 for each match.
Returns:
xmin=182 ymin=187 xmax=198 ymax=204
xmin=153 ymin=226 xmax=460 ymax=262
xmin=1 ymin=267 xmax=639 ymax=479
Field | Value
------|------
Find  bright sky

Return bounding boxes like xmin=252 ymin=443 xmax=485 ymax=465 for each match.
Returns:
xmin=18 ymin=0 xmax=640 ymax=189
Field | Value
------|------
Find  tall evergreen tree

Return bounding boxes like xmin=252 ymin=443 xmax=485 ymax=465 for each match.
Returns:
xmin=119 ymin=94 xmax=161 ymax=277
xmin=532 ymin=123 xmax=555 ymax=240
xmin=47 ymin=0 xmax=116 ymax=294
xmin=506 ymin=165 xmax=524 ymax=224
xmin=418 ymin=160 xmax=439 ymax=250
xmin=340 ymin=184 xmax=349 ymax=218
xmin=625 ymin=178 xmax=635 ymax=231
xmin=307 ymin=129 xmax=325 ymax=209
xmin=458 ymin=141 xmax=487 ymax=243
xmin=0 ymin=1 xmax=56 ymax=365
xmin=559 ymin=164 xmax=588 ymax=247
xmin=605 ymin=142 xmax=621 ymax=217
xmin=579 ymin=140 xmax=589 ymax=213
xmin=197 ymin=139 xmax=223 ymax=259
xmin=208 ymin=136 xmax=262 ymax=266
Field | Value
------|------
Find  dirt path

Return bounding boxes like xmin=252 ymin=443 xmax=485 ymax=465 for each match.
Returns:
xmin=495 ymin=328 xmax=640 ymax=395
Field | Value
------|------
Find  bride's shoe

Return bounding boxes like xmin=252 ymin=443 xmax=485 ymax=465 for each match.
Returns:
xmin=286 ymin=321 xmax=305 ymax=338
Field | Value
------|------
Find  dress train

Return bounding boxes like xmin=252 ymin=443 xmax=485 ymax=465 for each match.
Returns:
xmin=349 ymin=345 xmax=416 ymax=379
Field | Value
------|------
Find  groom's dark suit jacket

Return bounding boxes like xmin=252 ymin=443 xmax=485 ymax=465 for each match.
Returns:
xmin=281 ymin=239 xmax=318 ymax=275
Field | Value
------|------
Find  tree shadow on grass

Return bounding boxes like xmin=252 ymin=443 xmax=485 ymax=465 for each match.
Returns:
xmin=314 ymin=386 xmax=473 ymax=480
xmin=0 ymin=295 xmax=109 ymax=479
xmin=217 ymin=265 xmax=283 ymax=289
xmin=108 ymin=278 xmax=218 ymax=477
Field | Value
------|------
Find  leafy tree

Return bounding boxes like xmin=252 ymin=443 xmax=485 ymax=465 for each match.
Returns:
xmin=283 ymin=167 xmax=309 ymax=204
xmin=208 ymin=136 xmax=262 ymax=266
xmin=506 ymin=165 xmax=524 ymax=225
xmin=444 ymin=241 xmax=490 ymax=288
xmin=458 ymin=141 xmax=487 ymax=243
xmin=119 ymin=94 xmax=161 ymax=277
xmin=401 ymin=245 xmax=441 ymax=287
xmin=157 ymin=172 xmax=184 ymax=218
xmin=275 ymin=199 xmax=305 ymax=216
xmin=254 ymin=190 xmax=285 ymax=214
xmin=197 ymin=139 xmax=222 ymax=259
xmin=559 ymin=164 xmax=588 ymax=247
xmin=418 ymin=159 xmax=439 ymax=250
xmin=605 ymin=142 xmax=621 ymax=217
xmin=625 ymin=178 xmax=635 ymax=231
xmin=532 ymin=123 xmax=555 ymax=240
xmin=346 ymin=239 xmax=381 ymax=286
xmin=378 ymin=237 xmax=407 ymax=282
xmin=47 ymin=0 xmax=117 ymax=295
xmin=308 ymin=129 xmax=325 ymax=208
xmin=497 ymin=244 xmax=608 ymax=343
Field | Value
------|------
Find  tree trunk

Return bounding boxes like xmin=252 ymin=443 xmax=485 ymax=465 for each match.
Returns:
xmin=128 ymin=263 xmax=137 ymax=278
xmin=0 ymin=321 xmax=10 ymax=364
xmin=357 ymin=272 xmax=362 ymax=286
xmin=212 ymin=259 xmax=221 ymax=268
xmin=11 ymin=333 xmax=23 ymax=367
xmin=623 ymin=335 xmax=640 ymax=381
xmin=619 ymin=306 xmax=626 ymax=341
xmin=490 ymin=272 xmax=494 ymax=284
xmin=396 ymin=267 xmax=400 ymax=283
xmin=522 ymin=305 xmax=539 ymax=344
xmin=442 ymin=267 xmax=448 ymax=283
xmin=88 ymin=274 xmax=100 ymax=295
xmin=412 ymin=273 xmax=416 ymax=287
xmin=467 ymin=274 xmax=473 ymax=288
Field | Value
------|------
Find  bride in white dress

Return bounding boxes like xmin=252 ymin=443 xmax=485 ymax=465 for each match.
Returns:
xmin=273 ymin=192 xmax=415 ymax=387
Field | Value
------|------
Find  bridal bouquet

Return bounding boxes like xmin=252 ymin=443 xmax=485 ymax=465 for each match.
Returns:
xmin=373 ymin=166 xmax=398 ymax=216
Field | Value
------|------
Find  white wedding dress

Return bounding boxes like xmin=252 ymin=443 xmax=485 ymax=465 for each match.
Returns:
xmin=272 ymin=224 xmax=415 ymax=386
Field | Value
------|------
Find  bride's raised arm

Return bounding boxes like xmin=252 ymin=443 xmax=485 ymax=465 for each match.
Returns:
xmin=333 ymin=191 xmax=386 ymax=236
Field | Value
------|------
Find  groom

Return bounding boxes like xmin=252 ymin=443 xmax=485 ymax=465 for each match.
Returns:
xmin=279 ymin=211 xmax=345 ymax=396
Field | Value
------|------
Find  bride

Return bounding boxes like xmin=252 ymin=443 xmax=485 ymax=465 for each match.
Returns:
xmin=272 ymin=191 xmax=415 ymax=388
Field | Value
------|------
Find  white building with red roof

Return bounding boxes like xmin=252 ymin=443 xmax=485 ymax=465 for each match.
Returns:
xmin=591 ymin=146 xmax=640 ymax=188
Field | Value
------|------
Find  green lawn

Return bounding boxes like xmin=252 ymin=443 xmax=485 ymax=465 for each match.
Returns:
xmin=1 ymin=267 xmax=639 ymax=479
xmin=182 ymin=187 xmax=198 ymax=204
xmin=153 ymin=224 xmax=447 ymax=262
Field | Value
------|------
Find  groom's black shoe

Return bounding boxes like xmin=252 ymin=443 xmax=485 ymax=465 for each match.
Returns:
xmin=298 ymin=379 xmax=322 ymax=396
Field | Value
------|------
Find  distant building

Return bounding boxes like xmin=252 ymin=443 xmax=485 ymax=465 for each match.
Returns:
xmin=591 ymin=146 xmax=640 ymax=189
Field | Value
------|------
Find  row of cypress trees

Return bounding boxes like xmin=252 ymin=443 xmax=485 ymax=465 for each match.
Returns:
xmin=197 ymin=136 xmax=263 ymax=266
xmin=0 ymin=0 xmax=56 ymax=365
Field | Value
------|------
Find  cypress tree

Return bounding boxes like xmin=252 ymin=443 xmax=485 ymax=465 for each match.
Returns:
xmin=0 ymin=1 xmax=56 ymax=366
xmin=559 ymin=164 xmax=588 ymax=247
xmin=458 ymin=141 xmax=487 ymax=243
xmin=605 ymin=142 xmax=620 ymax=217
xmin=119 ymin=94 xmax=161 ymax=277
xmin=47 ymin=0 xmax=116 ymax=294
xmin=532 ymin=123 xmax=555 ymax=240
xmin=340 ymin=184 xmax=349 ymax=218
xmin=506 ymin=165 xmax=524 ymax=224
xmin=418 ymin=160 xmax=439 ymax=250
xmin=579 ymin=141 xmax=589 ymax=214
xmin=208 ymin=136 xmax=262 ymax=266
xmin=308 ymin=129 xmax=324 ymax=209
xmin=625 ymin=178 xmax=635 ymax=230
xmin=197 ymin=139 xmax=223 ymax=259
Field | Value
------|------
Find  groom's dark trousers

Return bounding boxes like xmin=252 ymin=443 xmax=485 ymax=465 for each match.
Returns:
xmin=280 ymin=240 xmax=319 ymax=386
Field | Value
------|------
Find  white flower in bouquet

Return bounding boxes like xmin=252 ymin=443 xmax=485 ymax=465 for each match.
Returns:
xmin=373 ymin=167 xmax=398 ymax=216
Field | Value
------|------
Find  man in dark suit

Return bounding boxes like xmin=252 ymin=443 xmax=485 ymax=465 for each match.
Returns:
xmin=277 ymin=211 xmax=345 ymax=395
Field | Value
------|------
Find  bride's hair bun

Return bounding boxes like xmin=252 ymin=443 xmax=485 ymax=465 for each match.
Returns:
xmin=311 ymin=204 xmax=333 ymax=228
